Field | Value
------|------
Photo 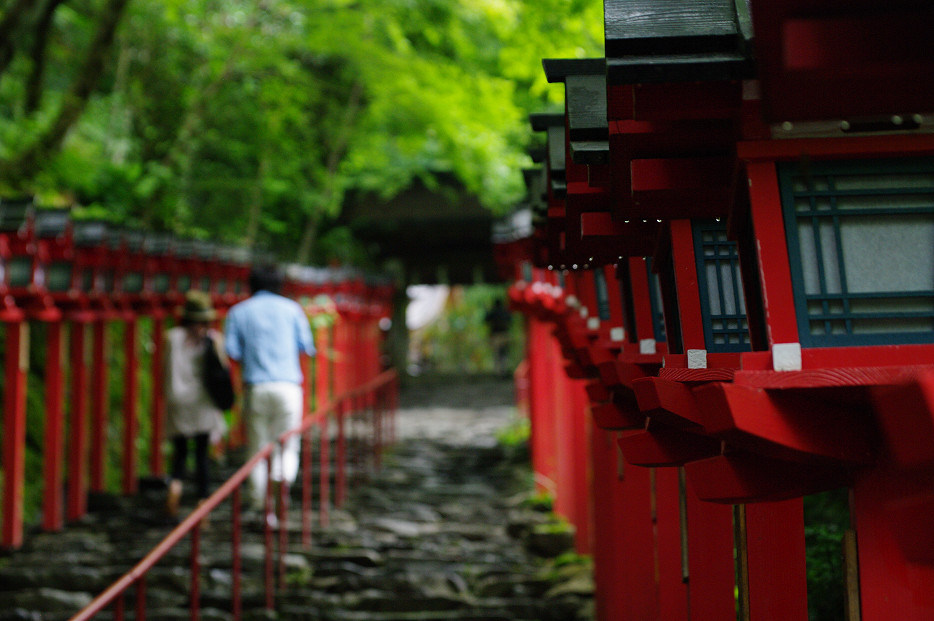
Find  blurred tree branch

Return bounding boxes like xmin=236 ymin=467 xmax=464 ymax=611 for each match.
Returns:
xmin=0 ymin=0 xmax=129 ymax=186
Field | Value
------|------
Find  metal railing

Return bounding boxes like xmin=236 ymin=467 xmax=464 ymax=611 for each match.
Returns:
xmin=70 ymin=369 xmax=398 ymax=621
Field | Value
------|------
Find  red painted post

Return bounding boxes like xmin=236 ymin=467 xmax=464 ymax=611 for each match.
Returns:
xmin=134 ymin=577 xmax=146 ymax=621
xmin=319 ymin=414 xmax=330 ymax=528
xmin=528 ymin=316 xmax=558 ymax=495
xmin=744 ymin=500 xmax=808 ymax=620
xmin=149 ymin=315 xmax=165 ymax=476
xmin=278 ymin=473 xmax=289 ymax=591
xmin=616 ymin=456 xmax=660 ymax=619
xmin=335 ymin=318 xmax=348 ymax=397
xmin=569 ymin=378 xmax=592 ymax=554
xmin=552 ymin=334 xmax=573 ymax=523
xmin=114 ymin=594 xmax=125 ymax=621
xmin=122 ymin=318 xmax=139 ymax=495
xmin=301 ymin=427 xmax=313 ymax=548
xmin=67 ymin=320 xmax=89 ymax=520
xmin=90 ymin=319 xmax=108 ymax=492
xmin=264 ymin=454 xmax=274 ymax=610
xmin=669 ymin=220 xmax=706 ymax=349
xmin=656 ymin=467 xmax=689 ymax=621
xmin=336 ymin=399 xmax=347 ymax=508
xmin=852 ymin=466 xmax=934 ymax=620
xmin=302 ymin=352 xmax=312 ymax=416
xmin=744 ymin=161 xmax=799 ymax=346
xmin=190 ymin=524 xmax=201 ymax=620
xmin=593 ymin=428 xmax=659 ymax=620
xmin=231 ymin=486 xmax=243 ymax=620
xmin=2 ymin=321 xmax=28 ymax=548
xmin=685 ymin=484 xmax=736 ymax=621
xmin=373 ymin=389 xmax=383 ymax=470
xmin=42 ymin=321 xmax=65 ymax=531
xmin=315 ymin=325 xmax=331 ymax=411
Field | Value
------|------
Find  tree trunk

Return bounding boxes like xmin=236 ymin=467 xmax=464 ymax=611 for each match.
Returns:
xmin=296 ymin=79 xmax=364 ymax=264
xmin=0 ymin=0 xmax=130 ymax=185
xmin=24 ymin=0 xmax=66 ymax=113
xmin=245 ymin=151 xmax=268 ymax=248
xmin=0 ymin=0 xmax=39 ymax=80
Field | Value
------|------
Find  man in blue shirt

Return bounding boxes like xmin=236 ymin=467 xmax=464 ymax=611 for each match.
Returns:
xmin=225 ymin=264 xmax=314 ymax=511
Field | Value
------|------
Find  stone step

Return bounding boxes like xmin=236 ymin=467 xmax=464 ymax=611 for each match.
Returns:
xmin=0 ymin=381 xmax=592 ymax=621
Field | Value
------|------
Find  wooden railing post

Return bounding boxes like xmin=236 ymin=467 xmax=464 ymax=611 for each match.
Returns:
xmin=42 ymin=321 xmax=65 ymax=531
xmin=122 ymin=318 xmax=139 ymax=495
xmin=90 ymin=319 xmax=109 ymax=492
xmin=2 ymin=321 xmax=28 ymax=548
xmin=67 ymin=320 xmax=89 ymax=520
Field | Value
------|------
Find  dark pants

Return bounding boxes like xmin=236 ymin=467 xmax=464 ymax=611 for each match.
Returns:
xmin=171 ymin=433 xmax=210 ymax=499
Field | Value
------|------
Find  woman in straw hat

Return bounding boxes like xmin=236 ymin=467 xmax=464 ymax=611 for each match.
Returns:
xmin=164 ymin=290 xmax=228 ymax=516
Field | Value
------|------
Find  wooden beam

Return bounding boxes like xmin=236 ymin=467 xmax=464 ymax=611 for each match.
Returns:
xmin=619 ymin=427 xmax=722 ymax=466
xmin=632 ymin=376 xmax=706 ymax=430
xmin=694 ymin=382 xmax=877 ymax=465
xmin=685 ymin=451 xmax=852 ymax=503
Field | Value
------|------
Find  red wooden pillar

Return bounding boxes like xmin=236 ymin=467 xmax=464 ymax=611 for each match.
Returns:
xmin=302 ymin=350 xmax=312 ymax=416
xmin=590 ymin=427 xmax=620 ymax=621
xmin=229 ymin=361 xmax=245 ymax=447
xmin=656 ymin=467 xmax=689 ymax=621
xmin=619 ymin=463 xmax=660 ymax=620
xmin=528 ymin=316 xmax=558 ymax=495
xmin=333 ymin=317 xmax=346 ymax=396
xmin=593 ymin=427 xmax=660 ymax=621
xmin=2 ymin=321 xmax=28 ymax=548
xmin=89 ymin=319 xmax=108 ymax=492
xmin=42 ymin=321 xmax=65 ymax=531
xmin=67 ymin=320 xmax=89 ymax=520
xmin=552 ymin=332 xmax=573 ymax=518
xmin=743 ymin=500 xmax=808 ymax=620
xmin=122 ymin=318 xmax=139 ymax=495
xmin=336 ymin=399 xmax=347 ymax=508
xmin=315 ymin=324 xmax=331 ymax=410
xmin=668 ymin=220 xmax=706 ymax=349
xmin=852 ymin=467 xmax=934 ymax=620
xmin=319 ymin=411 xmax=330 ymax=528
xmin=667 ymin=219 xmax=738 ymax=619
xmin=744 ymin=161 xmax=799 ymax=346
xmin=685 ymin=485 xmax=735 ymax=621
xmin=149 ymin=315 xmax=166 ymax=476
xmin=569 ymin=376 xmax=592 ymax=554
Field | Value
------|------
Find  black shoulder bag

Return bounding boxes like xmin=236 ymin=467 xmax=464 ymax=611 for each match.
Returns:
xmin=202 ymin=336 xmax=235 ymax=410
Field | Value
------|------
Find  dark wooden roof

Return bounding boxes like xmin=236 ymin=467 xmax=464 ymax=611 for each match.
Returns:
xmin=543 ymin=58 xmax=610 ymax=165
xmin=604 ymin=0 xmax=754 ymax=84
xmin=341 ymin=176 xmax=498 ymax=285
xmin=748 ymin=0 xmax=934 ymax=122
xmin=529 ymin=112 xmax=568 ymax=200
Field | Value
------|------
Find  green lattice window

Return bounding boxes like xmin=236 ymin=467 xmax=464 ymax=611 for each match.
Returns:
xmin=593 ymin=268 xmax=611 ymax=321
xmin=645 ymin=258 xmax=667 ymax=343
xmin=779 ymin=158 xmax=934 ymax=347
xmin=692 ymin=220 xmax=750 ymax=352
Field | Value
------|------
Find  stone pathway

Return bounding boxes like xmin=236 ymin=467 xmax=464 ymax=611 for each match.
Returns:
xmin=0 ymin=376 xmax=594 ymax=621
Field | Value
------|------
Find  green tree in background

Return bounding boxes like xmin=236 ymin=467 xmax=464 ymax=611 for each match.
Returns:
xmin=0 ymin=0 xmax=603 ymax=264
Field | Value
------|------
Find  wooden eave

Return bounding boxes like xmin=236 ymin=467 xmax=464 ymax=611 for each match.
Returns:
xmin=748 ymin=0 xmax=934 ymax=122
xmin=604 ymin=0 xmax=755 ymax=85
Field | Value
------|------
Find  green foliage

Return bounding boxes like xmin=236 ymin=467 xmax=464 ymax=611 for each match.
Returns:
xmin=0 ymin=319 xmax=163 ymax=529
xmin=417 ymin=284 xmax=523 ymax=374
xmin=804 ymin=488 xmax=849 ymax=621
xmin=495 ymin=414 xmax=530 ymax=463
xmin=551 ymin=551 xmax=592 ymax=571
xmin=496 ymin=415 xmax=530 ymax=449
xmin=521 ymin=491 xmax=554 ymax=512
xmin=0 ymin=0 xmax=604 ymax=263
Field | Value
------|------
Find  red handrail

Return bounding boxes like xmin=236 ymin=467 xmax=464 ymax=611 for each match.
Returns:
xmin=69 ymin=369 xmax=397 ymax=621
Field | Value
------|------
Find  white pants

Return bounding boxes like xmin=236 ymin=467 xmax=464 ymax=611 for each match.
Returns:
xmin=244 ymin=382 xmax=303 ymax=508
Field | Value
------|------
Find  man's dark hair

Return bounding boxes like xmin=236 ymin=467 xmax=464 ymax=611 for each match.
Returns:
xmin=249 ymin=264 xmax=283 ymax=294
